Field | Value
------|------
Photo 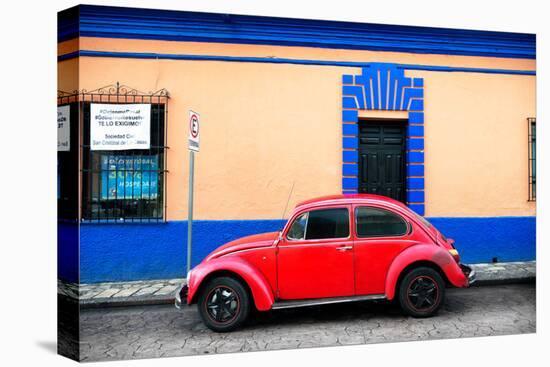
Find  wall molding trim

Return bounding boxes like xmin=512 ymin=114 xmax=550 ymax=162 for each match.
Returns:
xmin=58 ymin=50 xmax=536 ymax=76
xmin=58 ymin=5 xmax=536 ymax=59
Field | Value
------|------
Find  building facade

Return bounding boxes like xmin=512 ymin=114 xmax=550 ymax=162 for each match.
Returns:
xmin=58 ymin=5 xmax=536 ymax=283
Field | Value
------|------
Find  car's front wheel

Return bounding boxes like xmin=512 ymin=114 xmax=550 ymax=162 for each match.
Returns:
xmin=197 ymin=276 xmax=250 ymax=332
xmin=398 ymin=267 xmax=445 ymax=318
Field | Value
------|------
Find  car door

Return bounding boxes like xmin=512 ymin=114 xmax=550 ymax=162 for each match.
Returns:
xmin=353 ymin=205 xmax=416 ymax=295
xmin=277 ymin=205 xmax=355 ymax=300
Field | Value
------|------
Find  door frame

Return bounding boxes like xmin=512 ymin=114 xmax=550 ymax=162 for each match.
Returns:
xmin=357 ymin=118 xmax=407 ymax=202
xmin=341 ymin=64 xmax=426 ymax=215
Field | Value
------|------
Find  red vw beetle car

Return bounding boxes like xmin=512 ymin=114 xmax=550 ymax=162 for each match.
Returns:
xmin=175 ymin=194 xmax=475 ymax=332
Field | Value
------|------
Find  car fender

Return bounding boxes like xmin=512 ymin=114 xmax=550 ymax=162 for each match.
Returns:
xmin=385 ymin=244 xmax=467 ymax=300
xmin=187 ymin=256 xmax=275 ymax=311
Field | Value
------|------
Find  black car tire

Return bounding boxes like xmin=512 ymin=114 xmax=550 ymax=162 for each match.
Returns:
xmin=398 ymin=266 xmax=445 ymax=318
xmin=197 ymin=276 xmax=250 ymax=332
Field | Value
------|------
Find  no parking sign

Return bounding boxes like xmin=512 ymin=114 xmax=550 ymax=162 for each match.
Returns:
xmin=186 ymin=110 xmax=200 ymax=273
xmin=188 ymin=110 xmax=200 ymax=152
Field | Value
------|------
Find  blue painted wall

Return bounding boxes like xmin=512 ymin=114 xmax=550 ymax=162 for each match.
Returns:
xmin=429 ymin=217 xmax=536 ymax=263
xmin=79 ymin=220 xmax=285 ymax=283
xmin=72 ymin=217 xmax=535 ymax=283
xmin=58 ymin=221 xmax=79 ymax=283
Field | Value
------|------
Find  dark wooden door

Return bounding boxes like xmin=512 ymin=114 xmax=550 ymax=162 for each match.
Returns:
xmin=358 ymin=121 xmax=406 ymax=202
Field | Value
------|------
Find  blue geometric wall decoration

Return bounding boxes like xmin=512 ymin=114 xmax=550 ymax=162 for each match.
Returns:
xmin=342 ymin=63 xmax=425 ymax=215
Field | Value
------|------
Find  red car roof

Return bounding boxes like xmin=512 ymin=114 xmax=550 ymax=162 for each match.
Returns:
xmin=295 ymin=194 xmax=408 ymax=210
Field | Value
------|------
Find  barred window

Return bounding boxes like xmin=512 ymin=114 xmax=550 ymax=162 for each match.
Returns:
xmin=82 ymin=102 xmax=167 ymax=222
xmin=528 ymin=117 xmax=536 ymax=201
xmin=57 ymin=102 xmax=79 ymax=220
xmin=58 ymin=84 xmax=169 ymax=223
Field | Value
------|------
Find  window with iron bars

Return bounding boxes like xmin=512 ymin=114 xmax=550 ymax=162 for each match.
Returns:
xmin=57 ymin=101 xmax=79 ymax=221
xmin=58 ymin=83 xmax=169 ymax=222
xmin=528 ymin=117 xmax=536 ymax=201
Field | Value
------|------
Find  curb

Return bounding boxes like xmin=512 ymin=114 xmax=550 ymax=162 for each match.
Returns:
xmin=472 ymin=276 xmax=535 ymax=287
xmin=76 ymin=276 xmax=535 ymax=309
xmin=79 ymin=295 xmax=175 ymax=309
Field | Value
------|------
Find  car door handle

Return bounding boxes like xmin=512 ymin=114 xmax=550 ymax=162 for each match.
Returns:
xmin=335 ymin=245 xmax=353 ymax=251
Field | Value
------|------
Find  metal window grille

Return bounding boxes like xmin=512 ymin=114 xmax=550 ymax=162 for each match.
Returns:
xmin=57 ymin=93 xmax=80 ymax=220
xmin=58 ymin=83 xmax=169 ymax=222
xmin=528 ymin=117 xmax=536 ymax=201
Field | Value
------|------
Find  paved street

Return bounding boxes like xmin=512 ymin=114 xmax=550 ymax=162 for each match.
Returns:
xmin=78 ymin=284 xmax=535 ymax=362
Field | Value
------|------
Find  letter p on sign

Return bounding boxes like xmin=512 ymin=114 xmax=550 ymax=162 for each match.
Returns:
xmin=188 ymin=110 xmax=200 ymax=152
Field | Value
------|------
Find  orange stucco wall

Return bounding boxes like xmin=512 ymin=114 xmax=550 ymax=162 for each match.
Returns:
xmin=58 ymin=38 xmax=536 ymax=220
xmin=58 ymin=57 xmax=79 ymax=93
xmin=421 ymin=70 xmax=535 ymax=216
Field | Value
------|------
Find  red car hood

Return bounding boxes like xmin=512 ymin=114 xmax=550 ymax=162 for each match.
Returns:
xmin=204 ymin=231 xmax=279 ymax=261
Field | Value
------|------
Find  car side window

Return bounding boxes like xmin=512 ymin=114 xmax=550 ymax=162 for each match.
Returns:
xmin=305 ymin=208 xmax=349 ymax=240
xmin=356 ymin=207 xmax=408 ymax=237
xmin=287 ymin=212 xmax=308 ymax=240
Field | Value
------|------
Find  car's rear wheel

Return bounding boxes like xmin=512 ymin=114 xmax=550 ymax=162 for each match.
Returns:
xmin=197 ymin=276 xmax=250 ymax=332
xmin=398 ymin=267 xmax=445 ymax=318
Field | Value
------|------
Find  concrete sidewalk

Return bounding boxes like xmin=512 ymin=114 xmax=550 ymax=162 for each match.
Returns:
xmin=58 ymin=261 xmax=536 ymax=309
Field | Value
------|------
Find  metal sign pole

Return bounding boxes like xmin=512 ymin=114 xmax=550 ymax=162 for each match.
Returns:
xmin=187 ymin=150 xmax=195 ymax=274
xmin=187 ymin=110 xmax=200 ymax=276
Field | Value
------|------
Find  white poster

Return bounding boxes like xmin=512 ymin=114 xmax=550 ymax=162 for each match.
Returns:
xmin=90 ymin=103 xmax=151 ymax=150
xmin=57 ymin=105 xmax=70 ymax=151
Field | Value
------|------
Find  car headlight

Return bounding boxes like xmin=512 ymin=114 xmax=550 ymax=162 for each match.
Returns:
xmin=186 ymin=270 xmax=192 ymax=284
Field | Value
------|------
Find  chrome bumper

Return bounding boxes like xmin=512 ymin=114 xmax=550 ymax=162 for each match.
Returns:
xmin=460 ymin=264 xmax=476 ymax=286
xmin=174 ymin=283 xmax=189 ymax=309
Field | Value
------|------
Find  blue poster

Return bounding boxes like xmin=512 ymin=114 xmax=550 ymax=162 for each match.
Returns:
xmin=101 ymin=155 xmax=159 ymax=200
